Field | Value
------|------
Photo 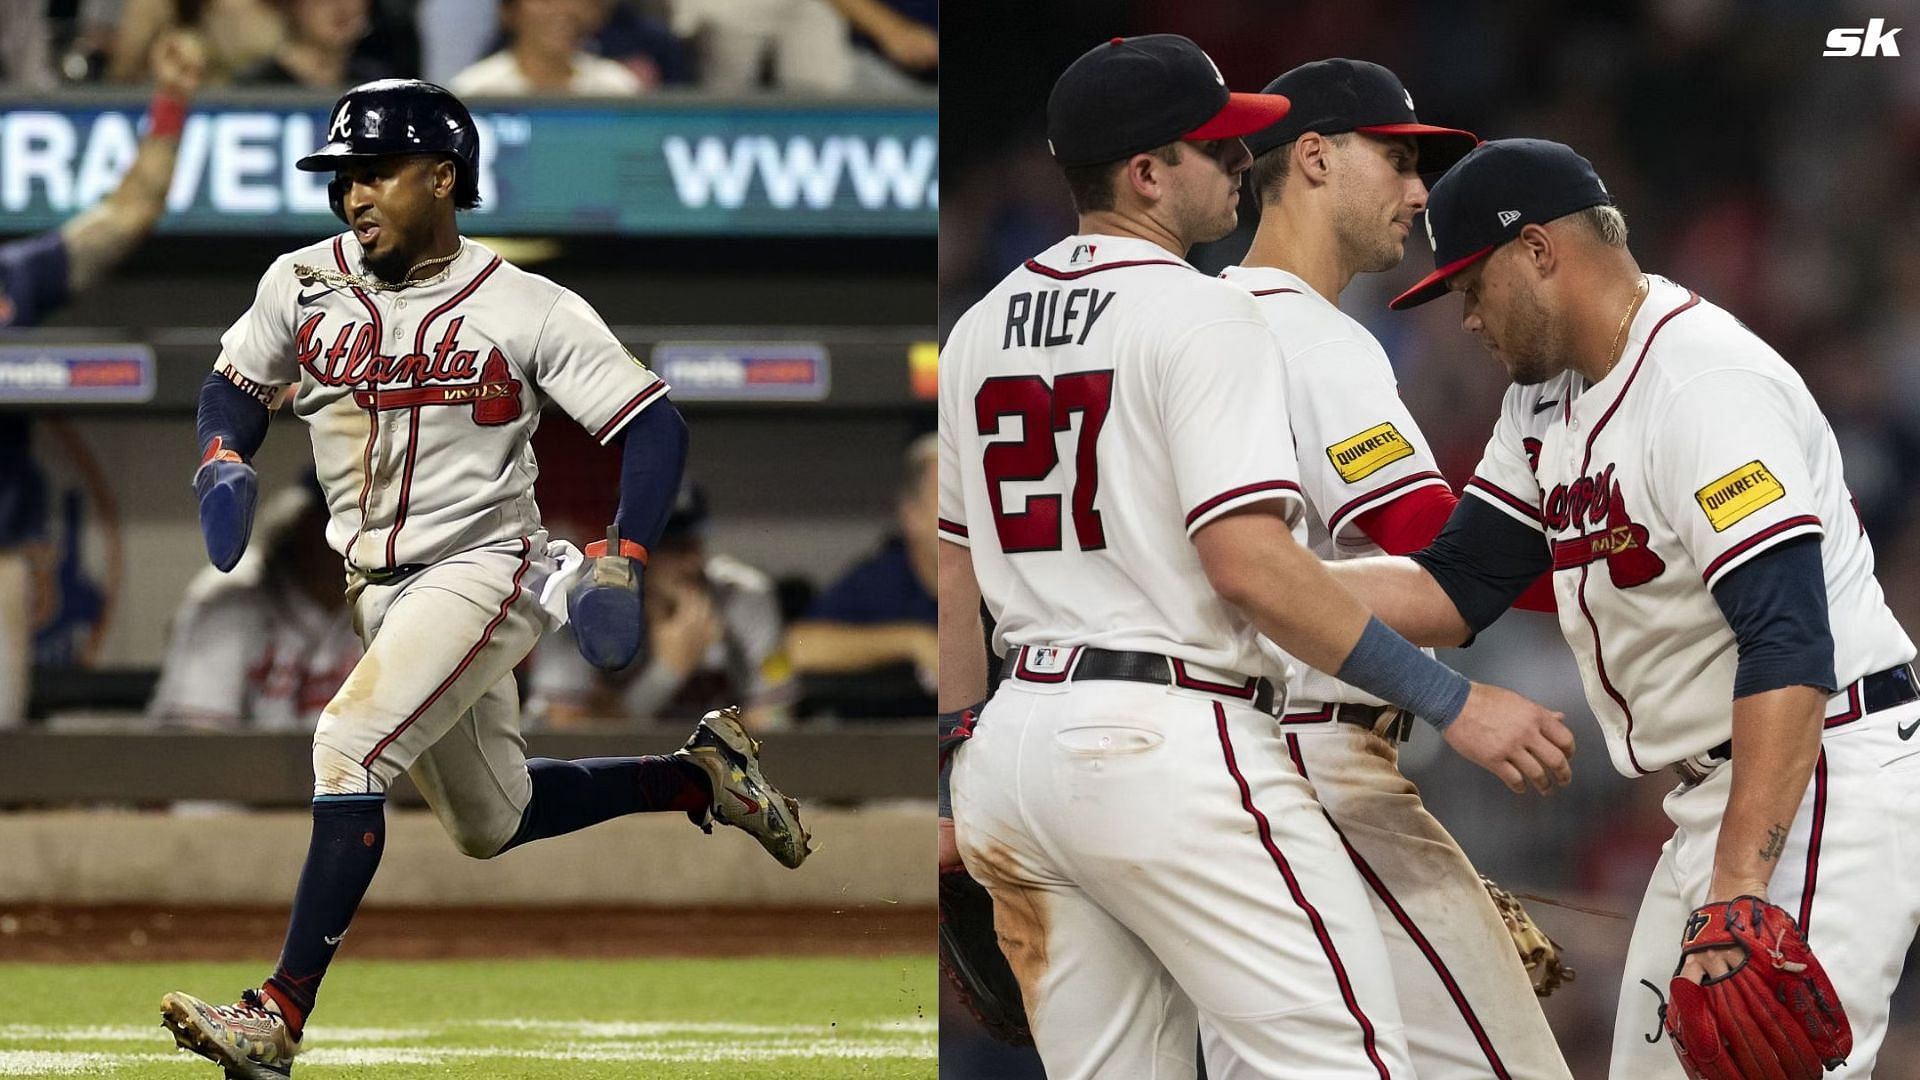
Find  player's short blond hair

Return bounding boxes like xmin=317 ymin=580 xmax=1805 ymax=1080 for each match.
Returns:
xmin=1574 ymin=204 xmax=1630 ymax=246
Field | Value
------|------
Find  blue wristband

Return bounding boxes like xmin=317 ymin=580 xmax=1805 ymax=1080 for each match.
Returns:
xmin=1335 ymin=617 xmax=1473 ymax=730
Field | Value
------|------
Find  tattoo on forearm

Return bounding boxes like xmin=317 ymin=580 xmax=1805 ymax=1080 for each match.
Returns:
xmin=1759 ymin=824 xmax=1788 ymax=862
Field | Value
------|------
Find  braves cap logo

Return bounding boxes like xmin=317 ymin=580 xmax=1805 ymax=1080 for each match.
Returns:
xmin=329 ymin=106 xmax=352 ymax=142
xmin=1424 ymin=212 xmax=1437 ymax=253
xmin=1203 ymin=51 xmax=1225 ymax=86
xmin=1404 ymin=89 xmax=1415 ymax=111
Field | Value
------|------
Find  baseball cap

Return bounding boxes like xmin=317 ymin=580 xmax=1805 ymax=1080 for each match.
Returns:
xmin=1047 ymin=34 xmax=1291 ymax=167
xmin=1243 ymin=58 xmax=1477 ymax=172
xmin=1389 ymin=139 xmax=1613 ymax=311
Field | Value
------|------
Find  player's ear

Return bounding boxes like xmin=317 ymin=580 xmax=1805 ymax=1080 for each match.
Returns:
xmin=431 ymin=158 xmax=457 ymax=200
xmin=1518 ymin=223 xmax=1556 ymax=278
xmin=1295 ymin=132 xmax=1330 ymax=184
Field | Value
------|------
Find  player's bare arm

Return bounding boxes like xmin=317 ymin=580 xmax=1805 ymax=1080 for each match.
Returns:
xmin=1325 ymin=555 xmax=1472 ymax=647
xmin=935 ymin=538 xmax=985 ymax=873
xmin=1195 ymin=506 xmax=1573 ymax=793
xmin=1680 ymin=683 xmax=1825 ymax=983
xmin=62 ymin=31 xmax=204 ymax=293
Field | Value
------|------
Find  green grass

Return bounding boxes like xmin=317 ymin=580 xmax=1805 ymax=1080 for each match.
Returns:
xmin=0 ymin=956 xmax=936 ymax=1078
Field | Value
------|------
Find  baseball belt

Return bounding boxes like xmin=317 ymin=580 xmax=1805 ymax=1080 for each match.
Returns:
xmin=359 ymin=562 xmax=429 ymax=586
xmin=1673 ymin=662 xmax=1917 ymax=784
xmin=1328 ymin=702 xmax=1415 ymax=744
xmin=1007 ymin=646 xmax=1278 ymax=713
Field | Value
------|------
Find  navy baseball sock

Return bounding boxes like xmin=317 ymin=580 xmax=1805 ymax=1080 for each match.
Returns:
xmin=499 ymin=756 xmax=710 ymax=852
xmin=261 ymin=794 xmax=386 ymax=1038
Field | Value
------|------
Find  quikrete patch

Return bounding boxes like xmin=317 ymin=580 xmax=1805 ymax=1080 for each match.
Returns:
xmin=1327 ymin=422 xmax=1414 ymax=483
xmin=1695 ymin=460 xmax=1785 ymax=532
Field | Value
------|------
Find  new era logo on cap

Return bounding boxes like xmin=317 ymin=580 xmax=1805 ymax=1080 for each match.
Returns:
xmin=1498 ymin=210 xmax=1522 ymax=227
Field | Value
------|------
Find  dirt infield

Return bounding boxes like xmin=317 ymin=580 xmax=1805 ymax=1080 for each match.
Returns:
xmin=0 ymin=905 xmax=933 ymax=963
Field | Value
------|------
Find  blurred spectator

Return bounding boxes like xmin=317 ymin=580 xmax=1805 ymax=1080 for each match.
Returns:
xmin=450 ymin=0 xmax=642 ymax=95
xmin=671 ymin=0 xmax=853 ymax=94
xmin=587 ymin=0 xmax=695 ymax=89
xmin=147 ymin=484 xmax=360 ymax=731
xmin=107 ymin=0 xmax=284 ymax=85
xmin=785 ymin=433 xmax=935 ymax=720
xmin=417 ymin=0 xmax=498 ymax=84
xmin=0 ymin=31 xmax=205 ymax=727
xmin=236 ymin=0 xmax=395 ymax=88
xmin=0 ymin=0 xmax=57 ymax=87
xmin=529 ymin=483 xmax=787 ymax=729
xmin=826 ymin=0 xmax=934 ymax=92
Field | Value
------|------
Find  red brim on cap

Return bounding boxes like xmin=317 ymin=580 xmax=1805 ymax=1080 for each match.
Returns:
xmin=1388 ymin=245 xmax=1495 ymax=311
xmin=1357 ymin=123 xmax=1481 ymax=172
xmin=1186 ymin=92 xmax=1292 ymax=140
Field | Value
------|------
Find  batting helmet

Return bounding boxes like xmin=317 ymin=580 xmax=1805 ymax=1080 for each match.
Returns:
xmin=296 ymin=79 xmax=481 ymax=222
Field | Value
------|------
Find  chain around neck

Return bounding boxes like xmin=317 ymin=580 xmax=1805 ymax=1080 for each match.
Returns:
xmin=293 ymin=239 xmax=465 ymax=293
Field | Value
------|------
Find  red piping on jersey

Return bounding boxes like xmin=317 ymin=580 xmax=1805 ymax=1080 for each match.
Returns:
xmin=1464 ymin=476 xmax=1542 ymax=522
xmin=335 ymin=236 xmax=385 ymax=567
xmin=352 ymin=382 xmax=518 ymax=410
xmin=1798 ymin=751 xmax=1827 ymax=935
xmin=1286 ymin=734 xmax=1514 ymax=1080
xmin=1214 ymin=704 xmax=1391 ymax=1080
xmin=1570 ymin=291 xmax=1700 ymax=775
xmin=1248 ymin=287 xmax=1303 ymax=296
xmin=1023 ymin=257 xmax=1188 ymax=280
xmin=385 ymin=255 xmax=504 ymax=568
xmin=1185 ymin=479 xmax=1302 ymax=528
xmin=1280 ymin=704 xmax=1334 ymax=724
xmin=1170 ymin=659 xmax=1258 ymax=699
xmin=1697 ymin=515 xmax=1823 ymax=585
xmin=593 ymin=381 xmax=668 ymax=442
xmin=361 ymin=537 xmax=531 ymax=769
xmin=1325 ymin=470 xmax=1448 ymax=538
xmin=937 ymin=518 xmax=968 ymax=540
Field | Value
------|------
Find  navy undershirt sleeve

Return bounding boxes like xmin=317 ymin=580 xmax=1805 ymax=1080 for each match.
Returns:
xmin=0 ymin=230 xmax=71 ymax=328
xmin=1408 ymin=496 xmax=1554 ymax=634
xmin=195 ymin=372 xmax=271 ymax=460
xmin=613 ymin=397 xmax=688 ymax=552
xmin=1710 ymin=536 xmax=1837 ymax=698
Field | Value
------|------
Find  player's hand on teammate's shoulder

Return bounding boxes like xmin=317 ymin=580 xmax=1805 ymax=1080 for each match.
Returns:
xmin=1442 ymin=683 xmax=1575 ymax=794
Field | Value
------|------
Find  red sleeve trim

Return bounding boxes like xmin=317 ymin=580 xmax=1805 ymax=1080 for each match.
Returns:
xmin=1185 ymin=480 xmax=1302 ymax=529
xmin=1332 ymin=471 xmax=1449 ymax=549
xmin=1463 ymin=476 xmax=1542 ymax=523
xmin=937 ymin=518 xmax=969 ymax=539
xmin=592 ymin=380 xmax=668 ymax=442
xmin=1699 ymin=515 xmax=1823 ymax=584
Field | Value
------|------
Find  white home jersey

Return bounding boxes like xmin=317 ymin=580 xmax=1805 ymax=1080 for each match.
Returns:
xmin=216 ymin=235 xmax=667 ymax=571
xmin=1221 ymin=264 xmax=1449 ymax=713
xmin=938 ymin=235 xmax=1305 ymax=680
xmin=1464 ymin=275 xmax=1914 ymax=774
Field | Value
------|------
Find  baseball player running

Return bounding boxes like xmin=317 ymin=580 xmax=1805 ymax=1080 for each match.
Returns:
xmin=937 ymin=35 xmax=1574 ymax=1080
xmin=1339 ymin=137 xmax=1920 ymax=1078
xmin=159 ymin=80 xmax=812 ymax=1080
xmin=1217 ymin=60 xmax=1572 ymax=1080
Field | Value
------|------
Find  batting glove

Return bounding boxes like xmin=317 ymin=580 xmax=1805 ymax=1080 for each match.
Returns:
xmin=569 ymin=525 xmax=649 ymax=671
xmin=192 ymin=438 xmax=257 ymax=573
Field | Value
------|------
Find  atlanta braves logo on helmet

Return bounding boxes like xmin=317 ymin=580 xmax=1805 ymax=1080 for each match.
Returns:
xmin=328 ymin=106 xmax=352 ymax=142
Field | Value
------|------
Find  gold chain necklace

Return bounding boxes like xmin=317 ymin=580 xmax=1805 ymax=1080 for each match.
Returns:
xmin=1601 ymin=275 xmax=1648 ymax=380
xmin=293 ymin=240 xmax=465 ymax=293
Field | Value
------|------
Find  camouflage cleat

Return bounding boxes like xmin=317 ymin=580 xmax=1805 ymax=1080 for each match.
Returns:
xmin=673 ymin=706 xmax=815 ymax=868
xmin=160 ymin=989 xmax=299 ymax=1079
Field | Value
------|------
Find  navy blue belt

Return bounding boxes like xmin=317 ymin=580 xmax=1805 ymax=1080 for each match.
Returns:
xmin=1704 ymin=663 xmax=1917 ymax=762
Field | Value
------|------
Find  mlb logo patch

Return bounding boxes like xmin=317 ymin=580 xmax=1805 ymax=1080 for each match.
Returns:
xmin=1069 ymin=244 xmax=1098 ymax=265
xmin=1023 ymin=646 xmax=1075 ymax=675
